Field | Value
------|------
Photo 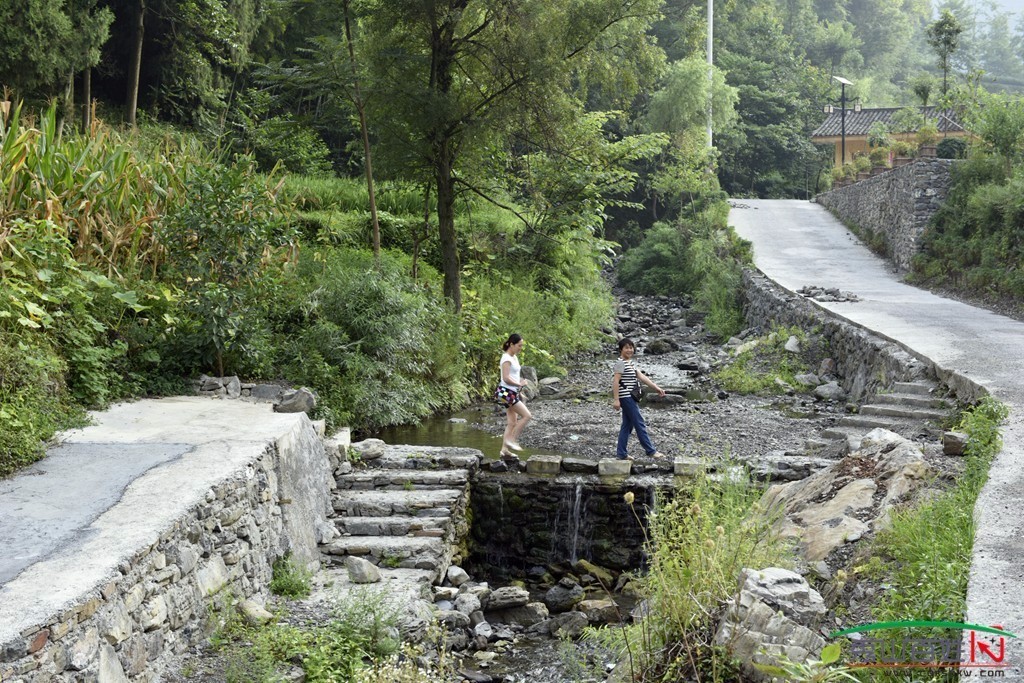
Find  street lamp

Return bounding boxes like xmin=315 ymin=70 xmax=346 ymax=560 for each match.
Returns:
xmin=823 ymin=76 xmax=861 ymax=165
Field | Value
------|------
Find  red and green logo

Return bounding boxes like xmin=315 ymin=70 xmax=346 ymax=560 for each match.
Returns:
xmin=830 ymin=621 xmax=1016 ymax=671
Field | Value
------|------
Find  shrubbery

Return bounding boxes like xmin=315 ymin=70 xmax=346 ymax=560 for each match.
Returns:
xmin=617 ymin=202 xmax=749 ymax=339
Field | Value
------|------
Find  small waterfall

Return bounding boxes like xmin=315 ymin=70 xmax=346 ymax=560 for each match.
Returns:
xmin=497 ymin=482 xmax=505 ymax=522
xmin=569 ymin=478 xmax=583 ymax=564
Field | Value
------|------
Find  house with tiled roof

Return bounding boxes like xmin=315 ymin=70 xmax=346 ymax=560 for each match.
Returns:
xmin=812 ymin=106 xmax=967 ymax=166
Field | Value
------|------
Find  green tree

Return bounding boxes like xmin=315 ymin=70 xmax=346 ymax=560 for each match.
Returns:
xmin=980 ymin=10 xmax=1022 ymax=81
xmin=360 ymin=0 xmax=664 ymax=311
xmin=0 ymin=0 xmax=112 ymax=111
xmin=928 ymin=8 xmax=964 ymax=95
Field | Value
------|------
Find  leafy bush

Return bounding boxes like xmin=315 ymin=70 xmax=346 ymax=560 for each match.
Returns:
xmin=157 ymin=155 xmax=295 ymax=377
xmin=271 ymin=247 xmax=467 ymax=431
xmin=589 ymin=470 xmax=788 ymax=680
xmin=937 ymin=136 xmax=967 ymax=159
xmin=460 ymin=273 xmax=613 ymax=389
xmin=0 ymin=335 xmax=86 ymax=476
xmin=866 ymin=398 xmax=1006 ymax=681
xmin=713 ymin=326 xmax=812 ymax=394
xmin=618 ymin=203 xmax=749 ymax=339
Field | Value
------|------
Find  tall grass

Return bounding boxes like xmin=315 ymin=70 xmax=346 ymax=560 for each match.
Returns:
xmin=863 ymin=397 xmax=1008 ymax=682
xmin=588 ymin=471 xmax=790 ymax=682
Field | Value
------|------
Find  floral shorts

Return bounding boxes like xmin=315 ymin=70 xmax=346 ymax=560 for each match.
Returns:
xmin=494 ymin=385 xmax=521 ymax=408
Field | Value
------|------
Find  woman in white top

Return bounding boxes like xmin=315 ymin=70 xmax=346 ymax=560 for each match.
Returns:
xmin=494 ymin=333 xmax=531 ymax=457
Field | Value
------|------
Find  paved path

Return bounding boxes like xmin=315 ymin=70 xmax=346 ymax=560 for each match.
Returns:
xmin=730 ymin=199 xmax=1024 ymax=676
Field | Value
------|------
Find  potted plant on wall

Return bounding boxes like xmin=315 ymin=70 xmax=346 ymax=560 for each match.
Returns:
xmin=830 ymin=165 xmax=846 ymax=188
xmin=853 ymin=154 xmax=872 ymax=181
xmin=869 ymin=146 xmax=890 ymax=175
xmin=891 ymin=140 xmax=914 ymax=167
xmin=917 ymin=121 xmax=939 ymax=157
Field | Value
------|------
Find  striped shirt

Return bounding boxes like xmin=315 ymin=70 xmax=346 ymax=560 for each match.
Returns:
xmin=613 ymin=358 xmax=639 ymax=399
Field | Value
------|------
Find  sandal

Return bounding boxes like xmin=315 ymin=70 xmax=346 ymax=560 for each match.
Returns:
xmin=505 ymin=441 xmax=523 ymax=452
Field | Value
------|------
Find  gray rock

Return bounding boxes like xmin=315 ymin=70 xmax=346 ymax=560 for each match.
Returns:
xmin=350 ymin=438 xmax=386 ymax=461
xmin=447 ymin=565 xmax=471 ymax=587
xmin=943 ymin=430 xmax=968 ymax=456
xmin=455 ymin=593 xmax=482 ymax=615
xmin=813 ymin=381 xmax=846 ymax=401
xmin=544 ymin=578 xmax=584 ymax=613
xmin=487 ymin=586 xmax=530 ymax=610
xmin=251 ymin=384 xmax=285 ymax=402
xmin=346 ymin=557 xmax=381 ymax=584
xmin=274 ymin=387 xmax=317 ymax=413
xmin=238 ymin=599 xmax=275 ymax=626
xmin=550 ymin=611 xmax=589 ymax=638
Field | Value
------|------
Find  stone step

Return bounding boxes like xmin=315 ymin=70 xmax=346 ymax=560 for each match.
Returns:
xmin=860 ymin=405 xmax=949 ymax=422
xmin=337 ymin=468 xmax=469 ymax=491
xmin=892 ymin=381 xmax=938 ymax=396
xmin=372 ymin=445 xmax=481 ymax=472
xmin=838 ymin=415 xmax=907 ymax=430
xmin=334 ymin=515 xmax=451 ymax=538
xmin=332 ymin=489 xmax=462 ymax=517
xmin=819 ymin=426 xmax=866 ymax=450
xmin=872 ymin=393 xmax=953 ymax=410
xmin=322 ymin=535 xmax=448 ymax=574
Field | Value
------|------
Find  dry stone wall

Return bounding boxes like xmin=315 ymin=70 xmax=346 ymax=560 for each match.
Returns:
xmin=816 ymin=158 xmax=956 ymax=271
xmin=742 ymin=271 xmax=931 ymax=400
xmin=0 ymin=415 xmax=329 ymax=683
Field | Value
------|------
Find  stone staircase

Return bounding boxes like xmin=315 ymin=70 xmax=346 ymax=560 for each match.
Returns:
xmin=817 ymin=380 xmax=955 ymax=450
xmin=321 ymin=444 xmax=479 ymax=585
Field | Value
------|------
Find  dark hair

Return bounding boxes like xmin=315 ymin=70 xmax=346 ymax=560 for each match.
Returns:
xmin=617 ymin=337 xmax=635 ymax=352
xmin=502 ymin=333 xmax=523 ymax=351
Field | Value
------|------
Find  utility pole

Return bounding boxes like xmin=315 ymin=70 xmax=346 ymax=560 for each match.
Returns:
xmin=707 ymin=0 xmax=713 ymax=148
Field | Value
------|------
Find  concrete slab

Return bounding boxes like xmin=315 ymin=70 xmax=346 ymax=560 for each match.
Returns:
xmin=731 ymin=199 xmax=1024 ymax=676
xmin=0 ymin=396 xmax=307 ymax=645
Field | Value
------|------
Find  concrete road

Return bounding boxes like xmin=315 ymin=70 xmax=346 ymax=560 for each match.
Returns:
xmin=730 ymin=199 xmax=1024 ymax=677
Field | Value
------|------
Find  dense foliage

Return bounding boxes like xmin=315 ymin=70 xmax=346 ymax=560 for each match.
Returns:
xmin=911 ymin=91 xmax=1024 ymax=311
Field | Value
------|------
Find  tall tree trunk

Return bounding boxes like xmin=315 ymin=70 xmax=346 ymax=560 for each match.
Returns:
xmin=436 ymin=147 xmax=461 ymax=312
xmin=126 ymin=0 xmax=145 ymax=126
xmin=429 ymin=6 xmax=464 ymax=311
xmin=342 ymin=0 xmax=381 ymax=268
xmin=82 ymin=66 xmax=92 ymax=130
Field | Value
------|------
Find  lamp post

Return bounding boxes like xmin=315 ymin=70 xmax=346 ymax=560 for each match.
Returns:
xmin=823 ymin=76 xmax=861 ymax=165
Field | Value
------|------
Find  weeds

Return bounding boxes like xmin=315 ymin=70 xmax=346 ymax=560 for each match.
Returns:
xmin=269 ymin=554 xmax=312 ymax=598
xmin=587 ymin=468 xmax=790 ymax=681
xmin=714 ymin=326 xmax=813 ymax=394
xmin=854 ymin=397 xmax=1007 ymax=681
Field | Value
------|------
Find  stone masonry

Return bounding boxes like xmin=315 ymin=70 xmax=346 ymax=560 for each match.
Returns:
xmin=743 ymin=271 xmax=932 ymax=401
xmin=0 ymin=398 xmax=330 ymax=682
xmin=817 ymin=158 xmax=956 ymax=271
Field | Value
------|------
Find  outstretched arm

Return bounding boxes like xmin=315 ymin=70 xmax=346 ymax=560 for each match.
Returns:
xmin=637 ymin=369 xmax=666 ymax=397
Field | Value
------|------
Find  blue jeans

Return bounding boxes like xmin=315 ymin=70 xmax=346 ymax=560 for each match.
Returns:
xmin=617 ymin=397 xmax=656 ymax=458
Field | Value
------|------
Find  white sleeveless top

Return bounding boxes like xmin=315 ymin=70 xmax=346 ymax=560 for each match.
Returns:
xmin=499 ymin=352 xmax=521 ymax=390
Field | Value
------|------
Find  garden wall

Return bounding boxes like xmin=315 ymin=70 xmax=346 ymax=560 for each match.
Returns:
xmin=816 ymin=158 xmax=956 ymax=271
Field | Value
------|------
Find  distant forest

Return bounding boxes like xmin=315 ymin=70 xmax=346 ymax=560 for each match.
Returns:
xmin=2 ymin=0 xmax=1021 ymax=196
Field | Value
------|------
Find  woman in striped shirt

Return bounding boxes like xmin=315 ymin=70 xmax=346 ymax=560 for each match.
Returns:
xmin=612 ymin=338 xmax=666 ymax=460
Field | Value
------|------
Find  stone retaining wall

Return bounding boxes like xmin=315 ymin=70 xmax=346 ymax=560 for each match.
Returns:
xmin=743 ymin=271 xmax=932 ymax=400
xmin=0 ymin=410 xmax=329 ymax=682
xmin=469 ymin=475 xmax=660 ymax=576
xmin=816 ymin=158 xmax=956 ymax=271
